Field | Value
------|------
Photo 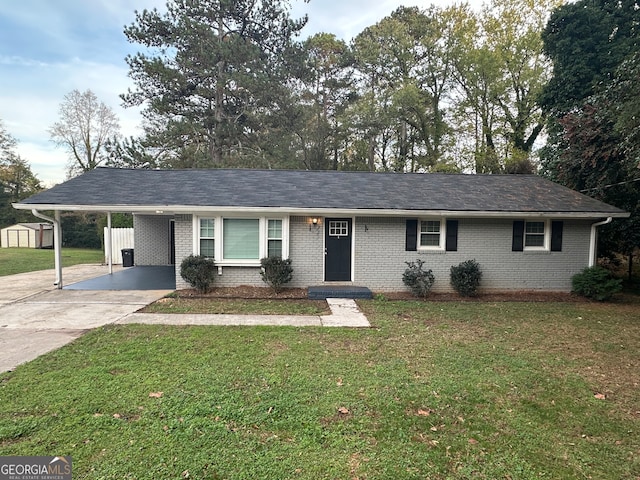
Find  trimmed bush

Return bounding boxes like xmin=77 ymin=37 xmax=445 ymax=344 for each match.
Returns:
xmin=571 ymin=266 xmax=622 ymax=301
xmin=402 ymin=259 xmax=435 ymax=298
xmin=180 ymin=254 xmax=216 ymax=293
xmin=260 ymin=256 xmax=293 ymax=293
xmin=450 ymin=259 xmax=483 ymax=297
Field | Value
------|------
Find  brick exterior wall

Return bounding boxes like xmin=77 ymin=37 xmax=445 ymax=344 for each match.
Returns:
xmin=354 ymin=217 xmax=592 ymax=292
xmin=174 ymin=214 xmax=193 ymax=290
xmin=288 ymin=216 xmax=324 ymax=287
xmin=133 ymin=215 xmax=172 ymax=266
xmin=168 ymin=213 xmax=594 ymax=292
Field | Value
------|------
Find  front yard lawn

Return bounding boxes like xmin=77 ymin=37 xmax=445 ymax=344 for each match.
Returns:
xmin=0 ymin=300 xmax=638 ymax=479
xmin=0 ymin=247 xmax=103 ymax=276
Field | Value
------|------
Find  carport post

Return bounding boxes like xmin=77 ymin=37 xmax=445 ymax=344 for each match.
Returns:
xmin=106 ymin=212 xmax=113 ymax=274
xmin=53 ymin=210 xmax=62 ymax=289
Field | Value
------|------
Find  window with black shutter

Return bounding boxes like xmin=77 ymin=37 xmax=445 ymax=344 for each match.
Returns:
xmin=445 ymin=220 xmax=458 ymax=251
xmin=512 ymin=220 xmax=525 ymax=251
xmin=551 ymin=221 xmax=563 ymax=252
xmin=405 ymin=219 xmax=418 ymax=251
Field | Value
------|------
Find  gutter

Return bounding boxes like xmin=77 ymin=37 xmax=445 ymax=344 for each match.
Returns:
xmin=13 ymin=203 xmax=630 ymax=219
xmin=32 ymin=209 xmax=63 ymax=289
xmin=588 ymin=217 xmax=612 ymax=267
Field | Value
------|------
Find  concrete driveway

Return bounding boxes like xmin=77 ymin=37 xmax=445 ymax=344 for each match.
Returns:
xmin=0 ymin=265 xmax=172 ymax=372
xmin=0 ymin=265 xmax=371 ymax=373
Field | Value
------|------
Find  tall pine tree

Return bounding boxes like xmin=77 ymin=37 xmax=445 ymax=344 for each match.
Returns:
xmin=122 ymin=0 xmax=307 ymax=169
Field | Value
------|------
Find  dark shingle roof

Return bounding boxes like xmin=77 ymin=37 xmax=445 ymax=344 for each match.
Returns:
xmin=17 ymin=167 xmax=627 ymax=216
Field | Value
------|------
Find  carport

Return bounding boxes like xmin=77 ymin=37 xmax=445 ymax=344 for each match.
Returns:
xmin=13 ymin=198 xmax=175 ymax=290
xmin=5 ymin=208 xmax=126 ymax=290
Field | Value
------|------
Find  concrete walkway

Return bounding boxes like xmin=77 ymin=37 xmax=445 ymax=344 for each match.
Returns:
xmin=120 ymin=298 xmax=371 ymax=328
xmin=0 ymin=265 xmax=370 ymax=372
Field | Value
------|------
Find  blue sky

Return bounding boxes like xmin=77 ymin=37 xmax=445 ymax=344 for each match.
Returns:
xmin=0 ymin=0 xmax=466 ymax=185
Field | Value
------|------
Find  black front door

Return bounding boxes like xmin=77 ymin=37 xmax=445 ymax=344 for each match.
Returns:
xmin=325 ymin=218 xmax=352 ymax=281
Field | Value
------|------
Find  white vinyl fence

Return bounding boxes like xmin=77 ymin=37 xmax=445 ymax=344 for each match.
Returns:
xmin=104 ymin=227 xmax=134 ymax=264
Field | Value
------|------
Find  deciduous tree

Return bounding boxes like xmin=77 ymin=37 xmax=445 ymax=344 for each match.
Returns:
xmin=452 ymin=0 xmax=557 ymax=173
xmin=49 ymin=89 xmax=120 ymax=178
xmin=541 ymin=0 xmax=640 ymax=267
xmin=0 ymin=119 xmax=42 ymax=227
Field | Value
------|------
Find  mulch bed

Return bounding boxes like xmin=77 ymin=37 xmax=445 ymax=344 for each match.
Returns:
xmin=175 ymin=286 xmax=587 ymax=302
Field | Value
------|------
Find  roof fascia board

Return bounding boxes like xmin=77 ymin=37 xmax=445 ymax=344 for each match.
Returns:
xmin=12 ymin=203 xmax=630 ymax=219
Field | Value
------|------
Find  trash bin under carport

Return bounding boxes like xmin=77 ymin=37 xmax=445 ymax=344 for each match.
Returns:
xmin=122 ymin=248 xmax=134 ymax=267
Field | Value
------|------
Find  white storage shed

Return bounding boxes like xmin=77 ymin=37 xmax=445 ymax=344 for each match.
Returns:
xmin=0 ymin=223 xmax=54 ymax=248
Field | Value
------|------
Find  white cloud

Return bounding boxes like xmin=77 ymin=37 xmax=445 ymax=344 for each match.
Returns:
xmin=1 ymin=57 xmax=143 ymax=184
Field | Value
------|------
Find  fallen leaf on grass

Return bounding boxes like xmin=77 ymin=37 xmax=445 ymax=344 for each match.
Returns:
xmin=417 ymin=409 xmax=431 ymax=417
xmin=149 ymin=392 xmax=164 ymax=398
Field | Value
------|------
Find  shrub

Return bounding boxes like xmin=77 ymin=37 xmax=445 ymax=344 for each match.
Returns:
xmin=180 ymin=254 xmax=216 ymax=293
xmin=450 ymin=259 xmax=483 ymax=297
xmin=260 ymin=256 xmax=293 ymax=293
xmin=402 ymin=259 xmax=435 ymax=298
xmin=571 ymin=266 xmax=622 ymax=301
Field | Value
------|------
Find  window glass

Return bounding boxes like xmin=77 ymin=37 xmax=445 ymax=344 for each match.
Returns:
xmin=223 ymin=218 xmax=259 ymax=259
xmin=200 ymin=218 xmax=214 ymax=237
xmin=525 ymin=221 xmax=545 ymax=247
xmin=267 ymin=219 xmax=283 ymax=257
xmin=329 ymin=221 xmax=349 ymax=237
xmin=200 ymin=239 xmax=214 ymax=258
xmin=199 ymin=219 xmax=214 ymax=258
xmin=420 ymin=220 xmax=441 ymax=247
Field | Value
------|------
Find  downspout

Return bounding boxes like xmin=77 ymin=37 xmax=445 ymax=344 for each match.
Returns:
xmin=32 ymin=209 xmax=63 ymax=289
xmin=589 ymin=217 xmax=612 ymax=267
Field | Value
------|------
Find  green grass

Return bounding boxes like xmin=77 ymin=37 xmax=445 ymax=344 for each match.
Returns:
xmin=142 ymin=297 xmax=331 ymax=315
xmin=0 ymin=248 xmax=103 ymax=276
xmin=1 ymin=300 xmax=639 ymax=479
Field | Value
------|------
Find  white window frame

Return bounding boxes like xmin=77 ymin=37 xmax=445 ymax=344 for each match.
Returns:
xmin=418 ymin=218 xmax=446 ymax=251
xmin=328 ymin=220 xmax=349 ymax=237
xmin=193 ymin=215 xmax=289 ymax=266
xmin=199 ymin=218 xmax=215 ymax=259
xmin=266 ymin=218 xmax=284 ymax=258
xmin=524 ymin=219 xmax=550 ymax=251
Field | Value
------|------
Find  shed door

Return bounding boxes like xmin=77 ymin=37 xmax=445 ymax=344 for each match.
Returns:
xmin=324 ymin=218 xmax=352 ymax=282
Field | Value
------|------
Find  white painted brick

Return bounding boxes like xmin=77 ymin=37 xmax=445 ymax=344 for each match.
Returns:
xmin=168 ymin=214 xmax=594 ymax=293
xmin=133 ymin=215 xmax=172 ymax=266
xmin=354 ymin=217 xmax=592 ymax=292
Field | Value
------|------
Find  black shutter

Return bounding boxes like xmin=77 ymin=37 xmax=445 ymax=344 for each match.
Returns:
xmin=551 ymin=221 xmax=563 ymax=252
xmin=512 ymin=220 xmax=524 ymax=251
xmin=445 ymin=220 xmax=458 ymax=252
xmin=406 ymin=219 xmax=418 ymax=251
